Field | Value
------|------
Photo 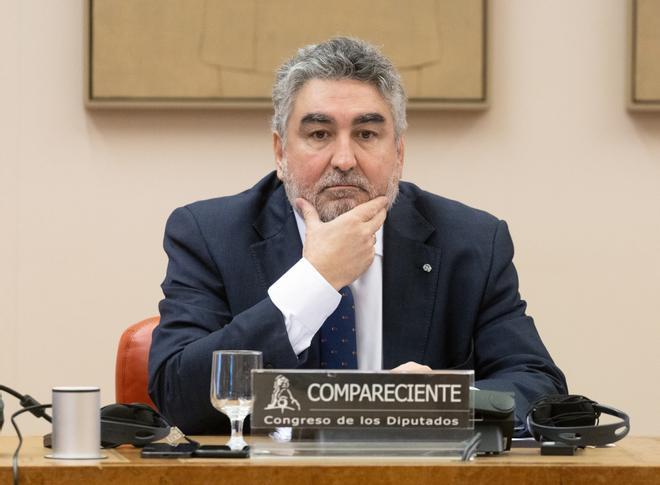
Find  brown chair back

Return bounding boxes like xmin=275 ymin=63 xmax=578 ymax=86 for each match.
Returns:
xmin=115 ymin=316 xmax=159 ymax=409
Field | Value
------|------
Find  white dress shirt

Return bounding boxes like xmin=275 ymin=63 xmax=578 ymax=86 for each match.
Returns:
xmin=268 ymin=210 xmax=384 ymax=370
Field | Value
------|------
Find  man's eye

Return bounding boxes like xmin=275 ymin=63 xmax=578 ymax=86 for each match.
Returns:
xmin=358 ymin=131 xmax=376 ymax=140
xmin=311 ymin=131 xmax=328 ymax=140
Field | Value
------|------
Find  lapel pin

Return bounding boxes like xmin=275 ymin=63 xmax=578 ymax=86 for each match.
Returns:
xmin=422 ymin=263 xmax=432 ymax=273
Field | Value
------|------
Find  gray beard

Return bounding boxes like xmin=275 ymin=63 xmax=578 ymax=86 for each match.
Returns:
xmin=280 ymin=161 xmax=400 ymax=222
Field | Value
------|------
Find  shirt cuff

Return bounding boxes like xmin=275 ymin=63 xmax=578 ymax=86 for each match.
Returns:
xmin=268 ymin=258 xmax=341 ymax=356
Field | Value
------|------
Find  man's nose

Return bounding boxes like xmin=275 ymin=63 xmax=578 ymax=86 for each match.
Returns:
xmin=330 ymin=135 xmax=357 ymax=171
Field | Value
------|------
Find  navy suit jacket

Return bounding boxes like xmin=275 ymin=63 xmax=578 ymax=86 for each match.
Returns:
xmin=148 ymin=172 xmax=567 ymax=434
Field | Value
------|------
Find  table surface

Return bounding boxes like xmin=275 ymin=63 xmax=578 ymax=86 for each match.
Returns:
xmin=1 ymin=435 xmax=659 ymax=485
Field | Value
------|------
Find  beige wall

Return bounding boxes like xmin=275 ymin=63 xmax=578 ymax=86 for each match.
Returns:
xmin=1 ymin=0 xmax=659 ymax=437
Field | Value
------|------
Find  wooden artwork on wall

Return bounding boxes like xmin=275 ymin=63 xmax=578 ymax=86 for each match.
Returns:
xmin=630 ymin=0 xmax=660 ymax=110
xmin=85 ymin=0 xmax=488 ymax=109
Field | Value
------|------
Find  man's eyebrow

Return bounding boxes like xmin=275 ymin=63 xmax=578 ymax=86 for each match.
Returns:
xmin=353 ymin=113 xmax=386 ymax=125
xmin=300 ymin=113 xmax=334 ymax=124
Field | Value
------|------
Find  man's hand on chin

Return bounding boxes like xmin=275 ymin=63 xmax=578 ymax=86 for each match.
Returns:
xmin=297 ymin=196 xmax=387 ymax=290
xmin=391 ymin=362 xmax=432 ymax=373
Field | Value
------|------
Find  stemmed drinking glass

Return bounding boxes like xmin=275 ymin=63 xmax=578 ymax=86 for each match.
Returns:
xmin=210 ymin=350 xmax=263 ymax=450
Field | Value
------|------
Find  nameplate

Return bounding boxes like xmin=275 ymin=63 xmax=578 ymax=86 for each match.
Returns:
xmin=251 ymin=370 xmax=473 ymax=429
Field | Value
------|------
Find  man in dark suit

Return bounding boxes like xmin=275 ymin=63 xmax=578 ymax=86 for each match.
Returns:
xmin=148 ymin=37 xmax=567 ymax=435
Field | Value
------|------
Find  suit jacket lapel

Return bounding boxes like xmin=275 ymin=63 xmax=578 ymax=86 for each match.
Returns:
xmin=249 ymin=185 xmax=322 ymax=367
xmin=382 ymin=193 xmax=442 ymax=369
xmin=249 ymin=185 xmax=302 ymax=291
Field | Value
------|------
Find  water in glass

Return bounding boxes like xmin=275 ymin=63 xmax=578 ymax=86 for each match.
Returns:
xmin=210 ymin=350 xmax=262 ymax=450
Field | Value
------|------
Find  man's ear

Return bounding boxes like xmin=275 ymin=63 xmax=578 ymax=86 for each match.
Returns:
xmin=273 ymin=132 xmax=285 ymax=180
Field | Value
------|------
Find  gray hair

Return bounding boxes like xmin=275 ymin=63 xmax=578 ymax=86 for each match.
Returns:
xmin=271 ymin=37 xmax=407 ymax=143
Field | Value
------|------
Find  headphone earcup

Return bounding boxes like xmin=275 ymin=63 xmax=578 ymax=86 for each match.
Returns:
xmin=529 ymin=394 xmax=597 ymax=430
xmin=100 ymin=403 xmax=170 ymax=448
xmin=526 ymin=394 xmax=628 ymax=447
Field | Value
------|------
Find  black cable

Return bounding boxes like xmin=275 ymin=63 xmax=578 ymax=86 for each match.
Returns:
xmin=10 ymin=403 xmax=52 ymax=485
xmin=0 ymin=385 xmax=52 ymax=423
xmin=0 ymin=385 xmax=24 ymax=401
xmin=184 ymin=435 xmax=200 ymax=447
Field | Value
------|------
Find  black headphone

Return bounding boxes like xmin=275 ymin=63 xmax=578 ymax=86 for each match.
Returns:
xmin=527 ymin=394 xmax=630 ymax=447
xmin=100 ymin=403 xmax=171 ymax=448
xmin=42 ymin=403 xmax=171 ymax=449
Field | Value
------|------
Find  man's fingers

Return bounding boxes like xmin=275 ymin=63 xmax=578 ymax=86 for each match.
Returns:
xmin=365 ymin=207 xmax=387 ymax=234
xmin=349 ymin=196 xmax=388 ymax=222
xmin=391 ymin=361 xmax=432 ymax=373
xmin=295 ymin=198 xmax=320 ymax=226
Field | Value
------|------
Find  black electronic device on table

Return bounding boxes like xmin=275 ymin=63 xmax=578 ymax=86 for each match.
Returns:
xmin=140 ymin=442 xmax=199 ymax=458
xmin=140 ymin=442 xmax=250 ymax=459
xmin=472 ymin=389 xmax=515 ymax=454
xmin=193 ymin=445 xmax=250 ymax=458
xmin=526 ymin=394 xmax=630 ymax=455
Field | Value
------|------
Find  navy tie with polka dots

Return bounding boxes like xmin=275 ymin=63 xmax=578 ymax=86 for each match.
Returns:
xmin=320 ymin=286 xmax=357 ymax=369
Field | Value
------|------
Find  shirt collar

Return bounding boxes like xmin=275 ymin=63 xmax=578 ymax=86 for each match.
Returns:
xmin=293 ymin=208 xmax=384 ymax=257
